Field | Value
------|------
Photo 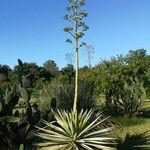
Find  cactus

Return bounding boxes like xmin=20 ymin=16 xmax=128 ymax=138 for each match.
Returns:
xmin=19 ymin=144 xmax=24 ymax=150
xmin=0 ymin=116 xmax=20 ymax=123
xmin=116 ymin=76 xmax=146 ymax=117
xmin=18 ymin=59 xmax=24 ymax=87
xmin=0 ymin=59 xmax=41 ymax=149
xmin=19 ymin=86 xmax=30 ymax=101
xmin=0 ymin=86 xmax=19 ymax=116
xmin=17 ymin=59 xmax=41 ymax=135
xmin=18 ymin=59 xmax=31 ymax=102
xmin=107 ymin=75 xmax=146 ymax=117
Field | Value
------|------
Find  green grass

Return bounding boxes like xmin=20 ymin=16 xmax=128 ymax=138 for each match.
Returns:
xmin=111 ymin=101 xmax=150 ymax=138
xmin=142 ymin=101 xmax=150 ymax=109
xmin=111 ymin=117 xmax=150 ymax=138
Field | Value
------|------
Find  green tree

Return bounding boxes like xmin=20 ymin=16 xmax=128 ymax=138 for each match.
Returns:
xmin=0 ymin=65 xmax=12 ymax=76
xmin=125 ymin=49 xmax=148 ymax=80
xmin=12 ymin=62 xmax=40 ymax=88
xmin=43 ymin=60 xmax=59 ymax=77
xmin=95 ymin=50 xmax=148 ymax=117
xmin=61 ymin=64 xmax=75 ymax=84
xmin=64 ymin=0 xmax=89 ymax=112
xmin=0 ymin=65 xmax=12 ymax=91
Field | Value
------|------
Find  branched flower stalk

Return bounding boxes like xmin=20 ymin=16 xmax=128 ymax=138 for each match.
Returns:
xmin=64 ymin=0 xmax=89 ymax=113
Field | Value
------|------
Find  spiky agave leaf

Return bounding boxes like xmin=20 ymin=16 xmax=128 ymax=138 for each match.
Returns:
xmin=35 ymin=109 xmax=115 ymax=150
xmin=116 ymin=130 xmax=150 ymax=150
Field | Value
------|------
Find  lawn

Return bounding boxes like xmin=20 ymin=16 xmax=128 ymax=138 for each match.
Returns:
xmin=111 ymin=101 xmax=150 ymax=138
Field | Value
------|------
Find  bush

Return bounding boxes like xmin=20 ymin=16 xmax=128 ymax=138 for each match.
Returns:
xmin=53 ymin=80 xmax=97 ymax=111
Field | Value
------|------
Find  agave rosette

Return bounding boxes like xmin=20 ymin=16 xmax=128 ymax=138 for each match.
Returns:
xmin=35 ymin=109 xmax=115 ymax=150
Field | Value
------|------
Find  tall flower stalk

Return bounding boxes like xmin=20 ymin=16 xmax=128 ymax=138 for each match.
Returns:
xmin=64 ymin=0 xmax=89 ymax=113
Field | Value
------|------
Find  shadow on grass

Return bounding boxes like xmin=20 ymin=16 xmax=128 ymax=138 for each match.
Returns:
xmin=139 ymin=108 xmax=150 ymax=118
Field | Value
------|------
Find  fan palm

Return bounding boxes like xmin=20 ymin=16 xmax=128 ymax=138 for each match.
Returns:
xmin=35 ymin=109 xmax=115 ymax=150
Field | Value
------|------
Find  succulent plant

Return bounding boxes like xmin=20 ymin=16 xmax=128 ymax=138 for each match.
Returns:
xmin=35 ymin=109 xmax=115 ymax=150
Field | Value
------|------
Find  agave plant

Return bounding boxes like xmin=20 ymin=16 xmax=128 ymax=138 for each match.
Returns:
xmin=116 ymin=131 xmax=150 ymax=150
xmin=35 ymin=109 xmax=115 ymax=150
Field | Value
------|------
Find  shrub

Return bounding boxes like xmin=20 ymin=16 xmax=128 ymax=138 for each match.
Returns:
xmin=53 ymin=80 xmax=97 ymax=111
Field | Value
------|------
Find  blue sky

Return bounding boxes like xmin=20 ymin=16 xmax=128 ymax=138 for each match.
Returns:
xmin=0 ymin=0 xmax=150 ymax=69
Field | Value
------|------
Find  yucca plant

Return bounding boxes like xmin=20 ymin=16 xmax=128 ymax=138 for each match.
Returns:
xmin=116 ymin=131 xmax=150 ymax=150
xmin=35 ymin=109 xmax=115 ymax=150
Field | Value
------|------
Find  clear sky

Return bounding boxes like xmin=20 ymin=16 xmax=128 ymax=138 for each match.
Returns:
xmin=0 ymin=0 xmax=150 ymax=69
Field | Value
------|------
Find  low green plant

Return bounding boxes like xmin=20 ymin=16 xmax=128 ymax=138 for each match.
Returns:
xmin=35 ymin=109 xmax=115 ymax=150
xmin=52 ymin=80 xmax=96 ymax=111
xmin=116 ymin=131 xmax=150 ymax=150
